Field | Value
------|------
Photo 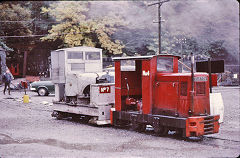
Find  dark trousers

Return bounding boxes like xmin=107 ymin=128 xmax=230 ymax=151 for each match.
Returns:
xmin=3 ymin=82 xmax=10 ymax=95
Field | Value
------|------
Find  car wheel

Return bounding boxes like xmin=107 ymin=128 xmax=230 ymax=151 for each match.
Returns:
xmin=38 ymin=88 xmax=48 ymax=96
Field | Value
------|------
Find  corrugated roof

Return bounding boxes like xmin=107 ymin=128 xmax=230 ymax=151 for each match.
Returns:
xmin=113 ymin=54 xmax=181 ymax=60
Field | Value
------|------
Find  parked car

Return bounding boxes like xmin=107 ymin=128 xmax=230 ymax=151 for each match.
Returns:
xmin=30 ymin=80 xmax=55 ymax=96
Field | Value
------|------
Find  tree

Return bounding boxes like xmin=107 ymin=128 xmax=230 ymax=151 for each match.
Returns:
xmin=41 ymin=1 xmax=125 ymax=55
xmin=0 ymin=2 xmax=32 ymax=51
xmin=205 ymin=40 xmax=236 ymax=62
xmin=0 ymin=3 xmax=32 ymax=36
xmin=0 ymin=2 xmax=35 ymax=73
xmin=114 ymin=27 xmax=157 ymax=56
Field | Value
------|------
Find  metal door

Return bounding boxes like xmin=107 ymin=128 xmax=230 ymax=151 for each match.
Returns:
xmin=51 ymin=50 xmax=65 ymax=83
xmin=153 ymin=82 xmax=179 ymax=116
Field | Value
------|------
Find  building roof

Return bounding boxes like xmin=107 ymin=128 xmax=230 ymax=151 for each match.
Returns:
xmin=53 ymin=46 xmax=102 ymax=52
xmin=113 ymin=54 xmax=181 ymax=61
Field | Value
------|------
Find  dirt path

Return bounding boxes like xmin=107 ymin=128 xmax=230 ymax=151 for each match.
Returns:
xmin=0 ymin=86 xmax=239 ymax=157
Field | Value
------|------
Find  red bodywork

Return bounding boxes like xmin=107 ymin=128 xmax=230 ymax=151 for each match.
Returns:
xmin=9 ymin=64 xmax=20 ymax=76
xmin=113 ymin=55 xmax=220 ymax=137
xmin=211 ymin=74 xmax=218 ymax=86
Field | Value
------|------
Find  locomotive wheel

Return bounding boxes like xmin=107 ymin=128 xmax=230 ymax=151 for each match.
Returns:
xmin=132 ymin=123 xmax=146 ymax=132
xmin=154 ymin=126 xmax=168 ymax=136
xmin=137 ymin=124 xmax=146 ymax=132
xmin=81 ymin=116 xmax=91 ymax=123
xmin=114 ymin=119 xmax=129 ymax=128
xmin=176 ymin=128 xmax=184 ymax=137
xmin=162 ymin=127 xmax=169 ymax=136
xmin=55 ymin=112 xmax=66 ymax=120
xmin=71 ymin=115 xmax=80 ymax=121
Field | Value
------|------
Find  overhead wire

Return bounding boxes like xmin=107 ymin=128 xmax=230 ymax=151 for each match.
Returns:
xmin=0 ymin=31 xmax=95 ymax=38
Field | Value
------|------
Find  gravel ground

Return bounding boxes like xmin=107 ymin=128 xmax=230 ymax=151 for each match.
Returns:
xmin=0 ymin=85 xmax=239 ymax=158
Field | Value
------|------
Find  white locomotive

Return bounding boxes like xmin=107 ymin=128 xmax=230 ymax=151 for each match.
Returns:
xmin=51 ymin=46 xmax=115 ymax=125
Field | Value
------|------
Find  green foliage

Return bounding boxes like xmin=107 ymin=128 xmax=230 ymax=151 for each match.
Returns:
xmin=0 ymin=2 xmax=34 ymax=54
xmin=114 ymin=28 xmax=157 ymax=56
xmin=41 ymin=2 xmax=125 ymax=55
xmin=118 ymin=27 xmax=231 ymax=61
xmin=0 ymin=3 xmax=32 ymax=36
xmin=0 ymin=1 xmax=235 ymax=62
xmin=42 ymin=1 xmax=88 ymax=23
xmin=205 ymin=40 xmax=229 ymax=59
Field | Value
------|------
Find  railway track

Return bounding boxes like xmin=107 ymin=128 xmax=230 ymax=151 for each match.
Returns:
xmin=198 ymin=136 xmax=240 ymax=151
xmin=1 ymin=97 xmax=240 ymax=149
xmin=205 ymin=136 xmax=240 ymax=143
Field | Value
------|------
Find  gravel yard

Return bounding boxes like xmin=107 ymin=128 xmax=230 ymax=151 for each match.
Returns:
xmin=0 ymin=85 xmax=239 ymax=158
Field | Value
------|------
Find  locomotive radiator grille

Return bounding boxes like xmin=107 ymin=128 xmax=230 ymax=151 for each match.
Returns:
xmin=203 ymin=116 xmax=214 ymax=134
xmin=196 ymin=82 xmax=206 ymax=95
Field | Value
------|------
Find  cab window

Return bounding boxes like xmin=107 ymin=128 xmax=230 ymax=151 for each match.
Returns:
xmin=67 ymin=51 xmax=83 ymax=59
xmin=157 ymin=57 xmax=173 ymax=72
xmin=85 ymin=52 xmax=100 ymax=60
xmin=120 ymin=60 xmax=136 ymax=71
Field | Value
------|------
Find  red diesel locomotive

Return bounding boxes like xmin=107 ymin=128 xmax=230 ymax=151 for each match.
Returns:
xmin=111 ymin=54 xmax=220 ymax=138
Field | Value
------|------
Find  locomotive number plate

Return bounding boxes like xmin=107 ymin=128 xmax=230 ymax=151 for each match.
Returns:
xmin=99 ymin=86 xmax=111 ymax=93
xmin=194 ymin=76 xmax=207 ymax=82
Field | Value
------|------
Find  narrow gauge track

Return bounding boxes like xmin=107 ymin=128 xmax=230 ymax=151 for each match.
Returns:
xmin=1 ymin=98 xmax=239 ymax=148
xmin=198 ymin=136 xmax=240 ymax=150
xmin=204 ymin=136 xmax=240 ymax=143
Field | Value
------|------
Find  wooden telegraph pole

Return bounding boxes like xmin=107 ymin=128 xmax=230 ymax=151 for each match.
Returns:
xmin=148 ymin=0 xmax=170 ymax=55
xmin=23 ymin=51 xmax=28 ymax=77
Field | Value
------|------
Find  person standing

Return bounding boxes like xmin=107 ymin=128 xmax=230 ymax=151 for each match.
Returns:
xmin=2 ymin=70 xmax=14 ymax=95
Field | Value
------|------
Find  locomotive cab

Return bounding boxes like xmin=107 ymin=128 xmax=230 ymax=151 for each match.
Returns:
xmin=51 ymin=46 xmax=115 ymax=125
xmin=112 ymin=54 xmax=220 ymax=138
